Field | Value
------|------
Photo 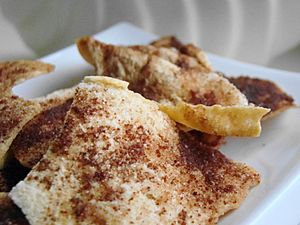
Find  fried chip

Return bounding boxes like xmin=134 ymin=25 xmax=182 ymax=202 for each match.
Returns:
xmin=160 ymin=101 xmax=269 ymax=137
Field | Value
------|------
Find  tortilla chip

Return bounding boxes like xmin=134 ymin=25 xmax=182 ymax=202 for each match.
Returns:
xmin=160 ymin=101 xmax=270 ymax=137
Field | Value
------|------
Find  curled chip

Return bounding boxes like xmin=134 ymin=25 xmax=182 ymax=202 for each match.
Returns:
xmin=160 ymin=101 xmax=270 ymax=137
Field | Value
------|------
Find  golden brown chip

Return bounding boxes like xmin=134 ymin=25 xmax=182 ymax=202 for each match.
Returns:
xmin=10 ymin=76 xmax=260 ymax=225
xmin=160 ymin=101 xmax=269 ymax=137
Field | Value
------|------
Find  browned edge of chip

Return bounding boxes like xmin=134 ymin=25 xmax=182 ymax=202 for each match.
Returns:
xmin=0 ymin=60 xmax=55 ymax=95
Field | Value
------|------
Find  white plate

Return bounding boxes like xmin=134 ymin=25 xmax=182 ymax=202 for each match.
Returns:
xmin=13 ymin=22 xmax=300 ymax=225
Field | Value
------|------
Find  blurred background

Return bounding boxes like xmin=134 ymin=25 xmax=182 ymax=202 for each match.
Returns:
xmin=0 ymin=0 xmax=299 ymax=72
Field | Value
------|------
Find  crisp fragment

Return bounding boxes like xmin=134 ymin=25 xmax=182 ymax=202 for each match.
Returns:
xmin=160 ymin=101 xmax=270 ymax=137
xmin=10 ymin=76 xmax=260 ymax=225
xmin=0 ymin=61 xmax=54 ymax=168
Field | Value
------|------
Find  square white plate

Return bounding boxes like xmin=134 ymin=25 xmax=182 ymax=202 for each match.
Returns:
xmin=13 ymin=22 xmax=300 ymax=225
